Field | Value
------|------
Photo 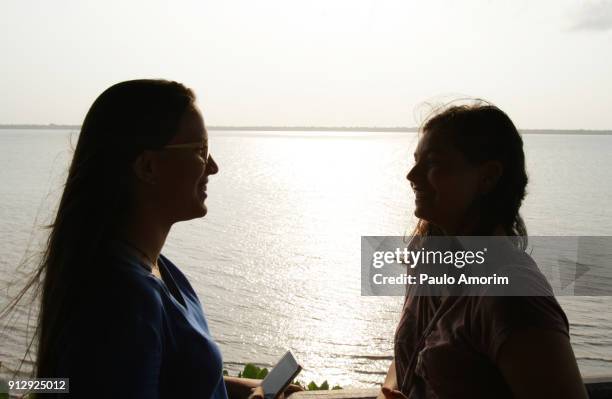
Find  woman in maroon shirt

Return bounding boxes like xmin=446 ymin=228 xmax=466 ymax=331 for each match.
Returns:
xmin=378 ymin=103 xmax=587 ymax=399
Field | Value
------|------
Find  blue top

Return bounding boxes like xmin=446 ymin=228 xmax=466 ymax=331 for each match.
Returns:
xmin=55 ymin=242 xmax=229 ymax=399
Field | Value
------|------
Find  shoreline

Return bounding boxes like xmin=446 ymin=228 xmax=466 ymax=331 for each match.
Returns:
xmin=1 ymin=125 xmax=612 ymax=135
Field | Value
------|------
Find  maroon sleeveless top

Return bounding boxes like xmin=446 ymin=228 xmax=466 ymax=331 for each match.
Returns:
xmin=394 ymin=244 xmax=569 ymax=398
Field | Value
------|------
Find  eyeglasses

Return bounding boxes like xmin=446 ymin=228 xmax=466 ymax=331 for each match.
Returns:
xmin=162 ymin=141 xmax=209 ymax=161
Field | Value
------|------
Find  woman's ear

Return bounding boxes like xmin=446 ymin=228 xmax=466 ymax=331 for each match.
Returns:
xmin=479 ymin=160 xmax=503 ymax=194
xmin=132 ymin=151 xmax=157 ymax=185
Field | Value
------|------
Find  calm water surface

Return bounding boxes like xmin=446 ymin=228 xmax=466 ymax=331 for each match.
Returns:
xmin=1 ymin=129 xmax=611 ymax=386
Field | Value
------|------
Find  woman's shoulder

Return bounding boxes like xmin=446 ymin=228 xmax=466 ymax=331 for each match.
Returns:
xmin=476 ymin=237 xmax=555 ymax=296
xmin=458 ymin=240 xmax=570 ymax=354
xmin=60 ymin=256 xmax=168 ymax=350
xmin=501 ymin=250 xmax=557 ymax=296
xmin=471 ymin=246 xmax=568 ymax=329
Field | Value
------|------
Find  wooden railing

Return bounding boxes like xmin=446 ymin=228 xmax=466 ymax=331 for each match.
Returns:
xmin=290 ymin=374 xmax=612 ymax=399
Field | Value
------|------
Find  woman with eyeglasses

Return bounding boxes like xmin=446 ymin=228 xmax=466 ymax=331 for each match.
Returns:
xmin=6 ymin=80 xmax=271 ymax=398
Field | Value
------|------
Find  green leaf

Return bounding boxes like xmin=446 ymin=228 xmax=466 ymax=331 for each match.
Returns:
xmin=332 ymin=385 xmax=342 ymax=390
xmin=223 ymin=369 xmax=229 ymax=376
xmin=242 ymin=363 xmax=261 ymax=379
xmin=307 ymin=381 xmax=319 ymax=391
xmin=256 ymin=368 xmax=269 ymax=379
xmin=320 ymin=381 xmax=329 ymax=390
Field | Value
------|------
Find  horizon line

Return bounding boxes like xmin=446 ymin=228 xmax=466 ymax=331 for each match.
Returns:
xmin=1 ymin=123 xmax=611 ymax=134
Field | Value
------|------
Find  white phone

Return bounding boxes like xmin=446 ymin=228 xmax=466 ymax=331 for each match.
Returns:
xmin=261 ymin=351 xmax=302 ymax=399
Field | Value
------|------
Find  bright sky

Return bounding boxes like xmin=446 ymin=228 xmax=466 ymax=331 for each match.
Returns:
xmin=1 ymin=0 xmax=611 ymax=129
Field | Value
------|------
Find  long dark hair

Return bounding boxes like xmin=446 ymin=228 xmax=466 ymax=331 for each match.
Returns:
xmin=1 ymin=79 xmax=196 ymax=378
xmin=410 ymin=102 xmax=528 ymax=250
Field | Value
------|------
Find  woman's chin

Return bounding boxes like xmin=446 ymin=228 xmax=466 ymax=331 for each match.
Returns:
xmin=413 ymin=204 xmax=429 ymax=219
xmin=195 ymin=192 xmax=209 ymax=216
xmin=185 ymin=197 xmax=208 ymax=219
xmin=197 ymin=202 xmax=208 ymax=217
